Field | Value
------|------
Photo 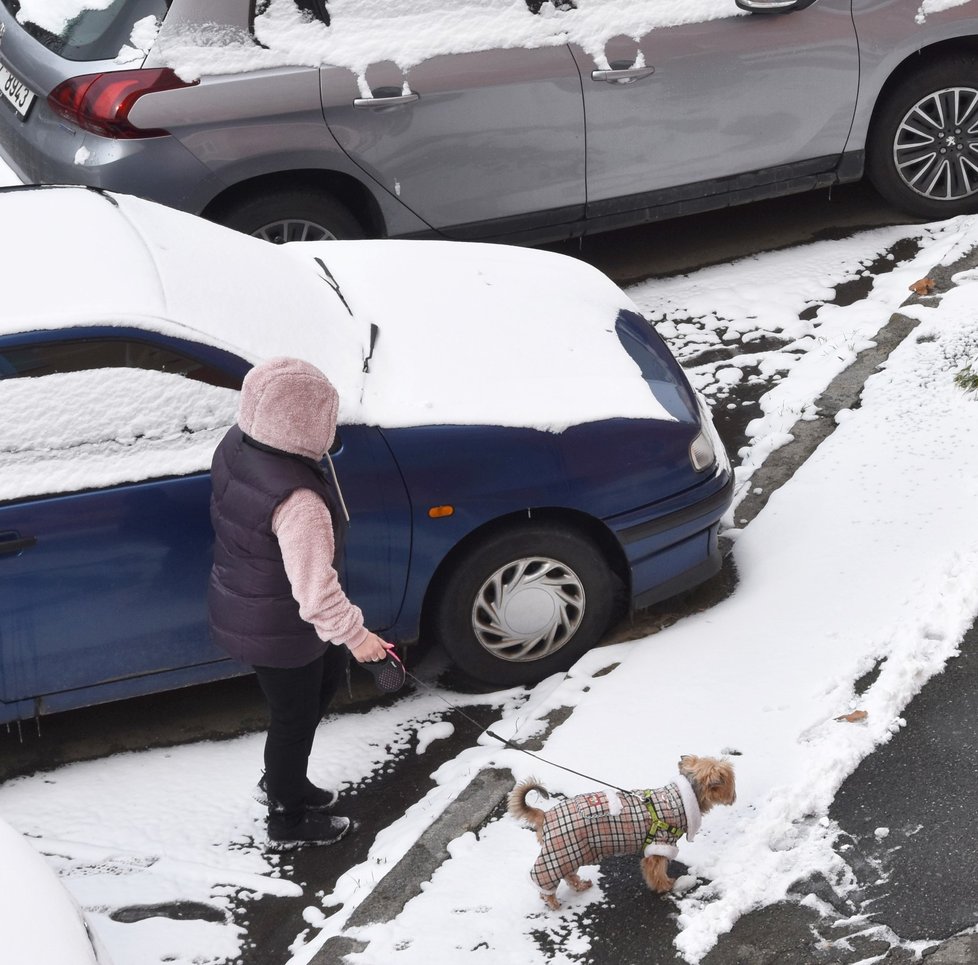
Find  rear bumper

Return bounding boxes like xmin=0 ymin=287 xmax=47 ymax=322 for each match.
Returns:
xmin=612 ymin=468 xmax=734 ymax=610
xmin=0 ymin=96 xmax=222 ymax=212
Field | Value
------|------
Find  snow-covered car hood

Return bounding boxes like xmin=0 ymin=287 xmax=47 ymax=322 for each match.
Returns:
xmin=0 ymin=186 xmax=676 ymax=433
xmin=0 ymin=815 xmax=111 ymax=963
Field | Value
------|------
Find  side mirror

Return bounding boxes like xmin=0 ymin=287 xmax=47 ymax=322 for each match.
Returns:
xmin=736 ymin=0 xmax=818 ymax=12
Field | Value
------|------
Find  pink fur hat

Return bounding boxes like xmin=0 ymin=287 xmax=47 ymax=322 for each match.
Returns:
xmin=238 ymin=357 xmax=339 ymax=460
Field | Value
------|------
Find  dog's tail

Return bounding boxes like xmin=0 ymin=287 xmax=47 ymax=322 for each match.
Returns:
xmin=507 ymin=778 xmax=549 ymax=834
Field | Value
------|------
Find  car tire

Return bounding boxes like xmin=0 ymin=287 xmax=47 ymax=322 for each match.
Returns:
xmin=868 ymin=56 xmax=978 ymax=219
xmin=217 ymin=189 xmax=365 ymax=242
xmin=431 ymin=524 xmax=615 ymax=687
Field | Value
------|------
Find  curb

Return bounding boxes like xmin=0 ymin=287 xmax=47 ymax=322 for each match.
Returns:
xmin=729 ymin=257 xmax=960 ymax=528
xmin=312 ymin=768 xmax=514 ymax=963
xmin=313 ymin=248 xmax=971 ymax=964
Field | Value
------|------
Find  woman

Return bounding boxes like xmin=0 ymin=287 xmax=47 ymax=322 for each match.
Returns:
xmin=208 ymin=356 xmax=391 ymax=848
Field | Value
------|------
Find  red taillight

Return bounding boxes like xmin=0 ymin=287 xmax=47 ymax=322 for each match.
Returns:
xmin=47 ymin=68 xmax=196 ymax=139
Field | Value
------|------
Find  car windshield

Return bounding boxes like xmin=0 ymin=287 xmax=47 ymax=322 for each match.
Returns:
xmin=615 ymin=309 xmax=697 ymax=422
xmin=2 ymin=0 xmax=170 ymax=62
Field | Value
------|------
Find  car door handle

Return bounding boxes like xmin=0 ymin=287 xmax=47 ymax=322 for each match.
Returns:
xmin=353 ymin=92 xmax=420 ymax=109
xmin=591 ymin=67 xmax=655 ymax=84
xmin=0 ymin=533 xmax=37 ymax=555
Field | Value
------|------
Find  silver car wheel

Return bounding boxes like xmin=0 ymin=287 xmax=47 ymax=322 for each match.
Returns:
xmin=251 ymin=219 xmax=339 ymax=243
xmin=471 ymin=556 xmax=585 ymax=663
xmin=894 ymin=86 xmax=978 ymax=202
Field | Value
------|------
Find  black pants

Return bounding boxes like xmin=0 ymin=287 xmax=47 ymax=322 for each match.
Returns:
xmin=253 ymin=645 xmax=349 ymax=821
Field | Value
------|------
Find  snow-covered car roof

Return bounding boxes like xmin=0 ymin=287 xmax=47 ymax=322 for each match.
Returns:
xmin=0 ymin=815 xmax=110 ymax=963
xmin=19 ymin=1 xmax=746 ymax=81
xmin=1 ymin=186 xmax=673 ymax=431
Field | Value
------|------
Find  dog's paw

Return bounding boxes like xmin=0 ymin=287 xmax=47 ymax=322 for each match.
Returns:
xmin=567 ymin=874 xmax=593 ymax=893
xmin=542 ymin=893 xmax=562 ymax=910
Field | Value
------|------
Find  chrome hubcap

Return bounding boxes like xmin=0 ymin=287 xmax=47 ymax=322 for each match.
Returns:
xmin=894 ymin=86 xmax=978 ymax=202
xmin=471 ymin=557 xmax=585 ymax=663
xmin=251 ymin=219 xmax=338 ymax=243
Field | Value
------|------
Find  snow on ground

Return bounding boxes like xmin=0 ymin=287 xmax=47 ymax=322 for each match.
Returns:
xmin=3 ymin=205 xmax=978 ymax=964
xmin=312 ymin=220 xmax=978 ymax=964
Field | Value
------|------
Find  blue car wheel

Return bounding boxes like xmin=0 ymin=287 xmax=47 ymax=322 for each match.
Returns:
xmin=432 ymin=523 xmax=615 ymax=686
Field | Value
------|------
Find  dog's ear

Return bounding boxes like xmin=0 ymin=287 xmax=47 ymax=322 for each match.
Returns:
xmin=706 ymin=760 xmax=736 ymax=805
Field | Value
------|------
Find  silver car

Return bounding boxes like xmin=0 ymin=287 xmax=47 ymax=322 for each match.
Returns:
xmin=1 ymin=0 xmax=977 ymax=243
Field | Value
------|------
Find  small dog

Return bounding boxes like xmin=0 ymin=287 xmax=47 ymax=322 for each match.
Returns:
xmin=508 ymin=755 xmax=736 ymax=909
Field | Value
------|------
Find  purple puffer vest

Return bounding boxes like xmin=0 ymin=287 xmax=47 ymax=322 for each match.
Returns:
xmin=207 ymin=425 xmax=346 ymax=668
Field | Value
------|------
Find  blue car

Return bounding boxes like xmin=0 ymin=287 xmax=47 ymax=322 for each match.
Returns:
xmin=0 ymin=186 xmax=732 ymax=724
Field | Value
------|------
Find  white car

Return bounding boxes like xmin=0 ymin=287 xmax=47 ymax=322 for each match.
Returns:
xmin=0 ymin=814 xmax=112 ymax=964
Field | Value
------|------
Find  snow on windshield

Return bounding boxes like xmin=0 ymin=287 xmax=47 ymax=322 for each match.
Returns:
xmin=0 ymin=368 xmax=238 ymax=501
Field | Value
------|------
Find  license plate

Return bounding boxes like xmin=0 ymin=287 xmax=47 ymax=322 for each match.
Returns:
xmin=0 ymin=64 xmax=35 ymax=119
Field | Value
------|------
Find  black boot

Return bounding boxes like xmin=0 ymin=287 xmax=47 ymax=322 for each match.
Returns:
xmin=267 ymin=810 xmax=350 ymax=849
xmin=255 ymin=774 xmax=338 ymax=812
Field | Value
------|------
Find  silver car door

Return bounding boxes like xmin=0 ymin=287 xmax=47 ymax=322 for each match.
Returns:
xmin=571 ymin=0 xmax=858 ymax=213
xmin=320 ymin=45 xmax=585 ymax=237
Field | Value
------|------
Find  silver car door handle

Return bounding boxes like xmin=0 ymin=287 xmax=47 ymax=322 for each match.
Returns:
xmin=353 ymin=93 xmax=420 ymax=109
xmin=591 ymin=67 xmax=655 ymax=84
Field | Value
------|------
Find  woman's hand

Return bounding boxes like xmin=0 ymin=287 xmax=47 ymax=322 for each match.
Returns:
xmin=352 ymin=630 xmax=393 ymax=663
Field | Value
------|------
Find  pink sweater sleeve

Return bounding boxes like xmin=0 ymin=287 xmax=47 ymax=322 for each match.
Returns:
xmin=271 ymin=488 xmax=369 ymax=651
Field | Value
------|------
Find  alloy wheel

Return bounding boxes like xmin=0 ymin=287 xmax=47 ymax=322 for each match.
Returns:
xmin=893 ymin=86 xmax=978 ymax=202
xmin=251 ymin=218 xmax=338 ymax=243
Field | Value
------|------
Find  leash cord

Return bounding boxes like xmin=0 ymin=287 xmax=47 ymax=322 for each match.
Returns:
xmin=404 ymin=668 xmax=632 ymax=796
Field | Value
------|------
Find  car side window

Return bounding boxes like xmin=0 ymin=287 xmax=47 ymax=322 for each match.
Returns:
xmin=3 ymin=0 xmax=172 ymax=62
xmin=0 ymin=339 xmax=240 ymax=503
xmin=0 ymin=337 xmax=242 ymax=389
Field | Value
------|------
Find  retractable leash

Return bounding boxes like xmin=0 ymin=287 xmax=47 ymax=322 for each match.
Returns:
xmin=381 ymin=658 xmax=685 ymax=846
xmin=397 ymin=663 xmax=632 ymax=797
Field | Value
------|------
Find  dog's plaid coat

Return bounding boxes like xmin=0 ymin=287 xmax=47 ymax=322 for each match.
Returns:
xmin=530 ymin=783 xmax=688 ymax=893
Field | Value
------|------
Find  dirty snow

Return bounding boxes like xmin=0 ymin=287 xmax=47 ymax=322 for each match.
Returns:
xmin=3 ymin=150 xmax=978 ymax=963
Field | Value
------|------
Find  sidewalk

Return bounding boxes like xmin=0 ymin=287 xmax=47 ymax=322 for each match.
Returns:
xmin=312 ymin=240 xmax=978 ymax=963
